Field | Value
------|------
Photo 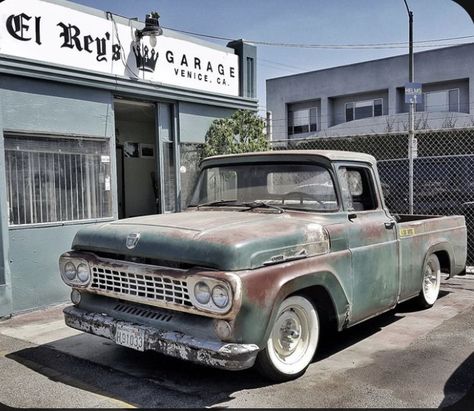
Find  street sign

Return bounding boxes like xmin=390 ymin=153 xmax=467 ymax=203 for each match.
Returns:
xmin=405 ymin=82 xmax=423 ymax=104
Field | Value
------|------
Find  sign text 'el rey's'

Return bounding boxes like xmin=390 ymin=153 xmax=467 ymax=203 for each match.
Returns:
xmin=4 ymin=11 xmax=236 ymax=86
xmin=6 ymin=13 xmax=122 ymax=62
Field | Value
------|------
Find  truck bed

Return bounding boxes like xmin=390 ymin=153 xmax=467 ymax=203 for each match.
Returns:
xmin=395 ymin=214 xmax=443 ymax=223
xmin=394 ymin=213 xmax=466 ymax=300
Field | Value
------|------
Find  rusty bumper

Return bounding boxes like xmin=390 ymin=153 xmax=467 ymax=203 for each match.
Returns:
xmin=63 ymin=306 xmax=259 ymax=371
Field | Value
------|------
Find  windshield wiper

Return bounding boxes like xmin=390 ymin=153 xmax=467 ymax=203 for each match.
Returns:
xmin=194 ymin=199 xmax=238 ymax=209
xmin=239 ymin=201 xmax=285 ymax=214
xmin=193 ymin=199 xmax=284 ymax=213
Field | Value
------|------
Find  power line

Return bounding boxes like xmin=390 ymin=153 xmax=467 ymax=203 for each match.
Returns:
xmin=163 ymin=26 xmax=474 ymax=49
xmin=245 ymin=40 xmax=472 ymax=50
xmin=163 ymin=26 xmax=234 ymax=42
xmin=258 ymin=59 xmax=313 ymax=73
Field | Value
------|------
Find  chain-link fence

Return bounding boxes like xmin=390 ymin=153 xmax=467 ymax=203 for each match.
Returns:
xmin=271 ymin=127 xmax=474 ymax=266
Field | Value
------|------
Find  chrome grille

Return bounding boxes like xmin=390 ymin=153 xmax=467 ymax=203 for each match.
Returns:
xmin=90 ymin=264 xmax=193 ymax=308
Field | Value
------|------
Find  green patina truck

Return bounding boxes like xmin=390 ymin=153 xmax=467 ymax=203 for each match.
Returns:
xmin=60 ymin=150 xmax=467 ymax=381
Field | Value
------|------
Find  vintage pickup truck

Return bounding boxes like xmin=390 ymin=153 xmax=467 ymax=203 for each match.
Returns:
xmin=59 ymin=150 xmax=467 ymax=381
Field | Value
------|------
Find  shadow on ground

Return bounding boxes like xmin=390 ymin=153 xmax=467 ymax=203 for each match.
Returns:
xmin=316 ymin=308 xmax=403 ymax=361
xmin=440 ymin=353 xmax=474 ymax=410
xmin=5 ymin=308 xmax=408 ymax=408
xmin=395 ymin=289 xmax=450 ymax=314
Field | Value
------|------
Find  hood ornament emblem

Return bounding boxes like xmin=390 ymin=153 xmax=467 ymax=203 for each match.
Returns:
xmin=126 ymin=233 xmax=141 ymax=249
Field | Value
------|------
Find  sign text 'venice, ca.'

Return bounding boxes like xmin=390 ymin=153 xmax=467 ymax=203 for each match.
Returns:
xmin=0 ymin=0 xmax=239 ymax=96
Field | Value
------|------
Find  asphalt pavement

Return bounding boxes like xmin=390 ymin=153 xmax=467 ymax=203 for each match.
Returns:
xmin=0 ymin=275 xmax=473 ymax=408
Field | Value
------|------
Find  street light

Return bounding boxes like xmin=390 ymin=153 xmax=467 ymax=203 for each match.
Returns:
xmin=403 ymin=0 xmax=415 ymax=215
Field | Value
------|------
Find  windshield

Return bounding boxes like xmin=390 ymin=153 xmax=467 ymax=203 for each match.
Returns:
xmin=189 ymin=162 xmax=338 ymax=211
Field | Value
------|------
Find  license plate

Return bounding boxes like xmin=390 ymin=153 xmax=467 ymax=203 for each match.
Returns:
xmin=115 ymin=323 xmax=145 ymax=351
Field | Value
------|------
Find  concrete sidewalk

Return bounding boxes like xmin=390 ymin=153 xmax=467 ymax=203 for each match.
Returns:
xmin=0 ymin=304 xmax=135 ymax=408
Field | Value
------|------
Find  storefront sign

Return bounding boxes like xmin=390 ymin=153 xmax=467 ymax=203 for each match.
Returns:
xmin=0 ymin=0 xmax=239 ymax=96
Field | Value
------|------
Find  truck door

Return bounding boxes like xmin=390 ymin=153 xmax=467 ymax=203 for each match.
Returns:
xmin=337 ymin=164 xmax=399 ymax=323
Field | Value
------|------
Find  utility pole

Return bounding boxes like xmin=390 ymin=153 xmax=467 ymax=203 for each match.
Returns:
xmin=404 ymin=0 xmax=415 ymax=215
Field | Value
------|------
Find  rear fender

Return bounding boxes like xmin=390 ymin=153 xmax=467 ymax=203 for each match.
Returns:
xmin=424 ymin=241 xmax=455 ymax=278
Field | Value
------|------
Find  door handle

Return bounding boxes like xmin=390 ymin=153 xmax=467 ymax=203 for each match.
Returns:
xmin=384 ymin=221 xmax=395 ymax=229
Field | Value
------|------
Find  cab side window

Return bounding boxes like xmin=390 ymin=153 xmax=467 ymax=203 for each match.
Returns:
xmin=338 ymin=167 xmax=378 ymax=211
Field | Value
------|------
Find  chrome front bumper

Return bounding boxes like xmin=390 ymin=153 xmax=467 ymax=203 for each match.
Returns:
xmin=63 ymin=306 xmax=259 ymax=371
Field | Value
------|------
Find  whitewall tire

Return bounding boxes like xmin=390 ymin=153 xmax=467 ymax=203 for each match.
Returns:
xmin=417 ymin=254 xmax=441 ymax=308
xmin=256 ymin=295 xmax=319 ymax=382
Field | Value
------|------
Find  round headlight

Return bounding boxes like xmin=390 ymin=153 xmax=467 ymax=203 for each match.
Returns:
xmin=77 ymin=263 xmax=90 ymax=283
xmin=64 ymin=262 xmax=76 ymax=280
xmin=212 ymin=285 xmax=229 ymax=308
xmin=194 ymin=281 xmax=211 ymax=304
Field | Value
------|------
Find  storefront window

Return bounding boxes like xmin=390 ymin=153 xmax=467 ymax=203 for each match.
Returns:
xmin=5 ymin=135 xmax=112 ymax=226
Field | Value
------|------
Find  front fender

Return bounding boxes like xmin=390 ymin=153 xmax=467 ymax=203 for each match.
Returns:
xmin=260 ymin=271 xmax=350 ymax=345
xmin=232 ymin=251 xmax=352 ymax=348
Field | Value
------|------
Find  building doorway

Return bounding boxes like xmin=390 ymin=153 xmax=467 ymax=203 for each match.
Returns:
xmin=114 ymin=100 xmax=158 ymax=218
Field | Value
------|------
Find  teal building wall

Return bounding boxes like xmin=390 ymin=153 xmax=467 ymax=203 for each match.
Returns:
xmin=0 ymin=76 xmax=116 ymax=312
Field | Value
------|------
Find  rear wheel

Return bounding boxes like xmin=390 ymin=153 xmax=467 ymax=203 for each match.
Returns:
xmin=256 ymin=295 xmax=319 ymax=382
xmin=417 ymin=254 xmax=441 ymax=308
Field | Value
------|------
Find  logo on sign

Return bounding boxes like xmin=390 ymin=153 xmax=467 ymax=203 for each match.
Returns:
xmin=133 ymin=44 xmax=158 ymax=73
xmin=126 ymin=233 xmax=141 ymax=249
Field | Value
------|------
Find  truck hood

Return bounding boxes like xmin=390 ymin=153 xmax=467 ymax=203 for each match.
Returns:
xmin=72 ymin=210 xmax=329 ymax=271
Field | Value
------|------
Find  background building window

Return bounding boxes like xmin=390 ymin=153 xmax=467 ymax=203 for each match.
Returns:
xmin=288 ymin=107 xmax=318 ymax=135
xmin=5 ymin=135 xmax=112 ymax=226
xmin=345 ymin=98 xmax=383 ymax=122
xmin=423 ymin=89 xmax=459 ymax=112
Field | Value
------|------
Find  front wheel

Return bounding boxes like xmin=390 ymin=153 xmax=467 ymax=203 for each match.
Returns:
xmin=417 ymin=254 xmax=441 ymax=308
xmin=256 ymin=295 xmax=319 ymax=382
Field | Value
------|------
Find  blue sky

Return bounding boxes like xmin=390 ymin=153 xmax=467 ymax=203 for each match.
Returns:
xmin=70 ymin=0 xmax=473 ymax=113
